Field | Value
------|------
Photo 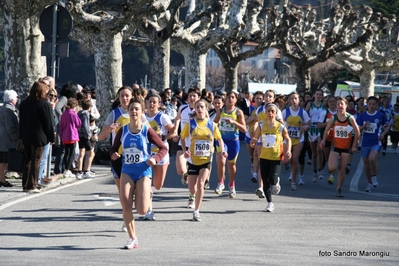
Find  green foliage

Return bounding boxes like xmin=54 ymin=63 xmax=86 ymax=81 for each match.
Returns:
xmin=370 ymin=0 xmax=399 ymax=17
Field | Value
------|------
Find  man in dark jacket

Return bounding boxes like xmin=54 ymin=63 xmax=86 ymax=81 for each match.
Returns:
xmin=19 ymin=81 xmax=55 ymax=193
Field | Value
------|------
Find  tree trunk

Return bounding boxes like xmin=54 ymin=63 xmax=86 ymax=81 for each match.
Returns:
xmin=92 ymin=33 xmax=123 ymax=125
xmin=3 ymin=3 xmax=48 ymax=96
xmin=359 ymin=69 xmax=375 ymax=98
xmin=182 ymin=46 xmax=207 ymax=90
xmin=152 ymin=36 xmax=170 ymax=91
xmin=225 ymin=64 xmax=239 ymax=92
xmin=295 ymin=63 xmax=311 ymax=95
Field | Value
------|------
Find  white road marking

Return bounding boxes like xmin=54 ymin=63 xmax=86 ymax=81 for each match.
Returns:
xmin=94 ymin=194 xmax=120 ymax=206
xmin=0 ymin=179 xmax=93 ymax=211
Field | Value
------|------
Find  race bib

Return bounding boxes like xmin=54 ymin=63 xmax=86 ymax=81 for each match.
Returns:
xmin=287 ymin=126 xmax=300 ymax=139
xmin=194 ymin=140 xmax=211 ymax=157
xmin=124 ymin=148 xmax=144 ymax=164
xmin=219 ymin=118 xmax=235 ymax=131
xmin=364 ymin=123 xmax=377 ymax=134
xmin=334 ymin=126 xmax=352 ymax=139
xmin=262 ymin=134 xmax=276 ymax=148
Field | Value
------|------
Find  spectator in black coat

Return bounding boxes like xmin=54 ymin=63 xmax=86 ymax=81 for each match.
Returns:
xmin=19 ymin=81 xmax=55 ymax=193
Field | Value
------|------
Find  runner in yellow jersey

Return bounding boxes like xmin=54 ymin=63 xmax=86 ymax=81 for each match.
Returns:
xmin=251 ymin=103 xmax=291 ymax=212
xmin=390 ymin=104 xmax=399 ymax=153
xmin=181 ymin=99 xmax=227 ymax=221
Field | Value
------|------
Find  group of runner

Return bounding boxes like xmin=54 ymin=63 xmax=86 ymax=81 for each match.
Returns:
xmin=102 ymin=85 xmax=392 ymax=249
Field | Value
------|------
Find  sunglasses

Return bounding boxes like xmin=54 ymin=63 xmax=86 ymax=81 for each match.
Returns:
xmin=49 ymin=94 xmax=57 ymax=98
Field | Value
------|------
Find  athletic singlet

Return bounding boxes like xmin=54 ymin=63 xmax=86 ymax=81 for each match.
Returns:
xmin=219 ymin=107 xmax=239 ymax=140
xmin=178 ymin=104 xmax=194 ymax=146
xmin=146 ymin=111 xmax=171 ymax=154
xmin=308 ymin=102 xmax=324 ymax=135
xmin=120 ymin=124 xmax=152 ymax=176
xmin=259 ymin=121 xmax=285 ymax=161
xmin=112 ymin=107 xmax=130 ymax=154
xmin=319 ymin=109 xmax=337 ymax=141
xmin=357 ymin=111 xmax=387 ymax=146
xmin=245 ymin=105 xmax=257 ymax=138
xmin=332 ymin=114 xmax=353 ymax=150
xmin=283 ymin=107 xmax=306 ymax=146
xmin=181 ymin=118 xmax=221 ymax=165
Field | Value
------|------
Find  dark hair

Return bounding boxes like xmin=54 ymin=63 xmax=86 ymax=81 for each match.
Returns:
xmin=81 ymin=99 xmax=92 ymax=110
xmin=60 ymin=82 xmax=78 ymax=98
xmin=187 ymin=87 xmax=201 ymax=97
xmin=336 ymin=96 xmax=348 ymax=105
xmin=367 ymin=96 xmax=378 ymax=103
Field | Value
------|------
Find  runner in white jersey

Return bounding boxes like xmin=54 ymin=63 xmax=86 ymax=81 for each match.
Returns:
xmin=171 ymin=87 xmax=200 ymax=185
xmin=305 ymin=89 xmax=325 ymax=182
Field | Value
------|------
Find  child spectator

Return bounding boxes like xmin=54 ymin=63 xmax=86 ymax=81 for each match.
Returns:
xmin=59 ymin=98 xmax=81 ymax=178
xmin=76 ymin=99 xmax=95 ymax=179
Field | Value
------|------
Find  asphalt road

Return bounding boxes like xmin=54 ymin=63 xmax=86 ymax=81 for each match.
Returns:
xmin=0 ymin=143 xmax=398 ymax=266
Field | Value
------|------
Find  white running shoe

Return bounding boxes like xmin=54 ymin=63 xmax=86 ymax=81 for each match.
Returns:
xmin=76 ymin=172 xmax=83 ymax=180
xmin=255 ymin=187 xmax=265 ymax=198
xmin=318 ymin=171 xmax=324 ymax=180
xmin=83 ymin=171 xmax=95 ymax=179
xmin=298 ymin=176 xmax=305 ymax=185
xmin=271 ymin=177 xmax=281 ymax=195
xmin=121 ymin=223 xmax=127 ymax=232
xmin=365 ymin=183 xmax=373 ymax=192
xmin=266 ymin=202 xmax=274 ymax=212
xmin=312 ymin=172 xmax=318 ymax=182
xmin=371 ymin=176 xmax=379 ymax=187
xmin=193 ymin=211 xmax=201 ymax=222
xmin=124 ymin=237 xmax=138 ymax=249
xmin=143 ymin=209 xmax=156 ymax=221
xmin=229 ymin=186 xmax=236 ymax=198
xmin=291 ymin=182 xmax=297 ymax=191
xmin=215 ymin=183 xmax=225 ymax=195
xmin=187 ymin=196 xmax=195 ymax=209
xmin=63 ymin=170 xmax=75 ymax=178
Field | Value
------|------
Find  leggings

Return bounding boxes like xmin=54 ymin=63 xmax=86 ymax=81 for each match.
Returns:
xmin=64 ymin=143 xmax=76 ymax=171
xmin=259 ymin=158 xmax=281 ymax=202
xmin=299 ymin=140 xmax=309 ymax=165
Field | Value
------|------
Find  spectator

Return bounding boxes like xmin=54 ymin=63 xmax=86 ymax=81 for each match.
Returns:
xmin=59 ymin=98 xmax=81 ymax=178
xmin=19 ymin=81 xmax=55 ymax=193
xmin=0 ymin=90 xmax=19 ymax=187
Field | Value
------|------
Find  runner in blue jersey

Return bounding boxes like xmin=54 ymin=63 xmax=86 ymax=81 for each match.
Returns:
xmin=356 ymin=96 xmax=390 ymax=192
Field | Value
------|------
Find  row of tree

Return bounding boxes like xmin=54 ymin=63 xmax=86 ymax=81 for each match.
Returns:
xmin=2 ymin=0 xmax=399 ymax=121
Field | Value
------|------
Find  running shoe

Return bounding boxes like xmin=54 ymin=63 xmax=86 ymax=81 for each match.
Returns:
xmin=121 ymin=223 xmax=127 ymax=232
xmin=318 ymin=171 xmax=324 ymax=180
xmin=187 ymin=196 xmax=195 ymax=209
xmin=345 ymin=164 xmax=351 ymax=174
xmin=204 ymin=180 xmax=210 ymax=189
xmin=336 ymin=189 xmax=343 ymax=197
xmin=143 ymin=209 xmax=156 ymax=221
xmin=181 ymin=172 xmax=188 ymax=185
xmin=291 ymin=182 xmax=297 ymax=191
xmin=371 ymin=176 xmax=379 ymax=187
xmin=214 ymin=183 xmax=225 ymax=195
xmin=327 ymin=175 xmax=334 ymax=185
xmin=124 ymin=237 xmax=139 ymax=249
xmin=266 ymin=202 xmax=274 ymax=212
xmin=63 ymin=170 xmax=75 ymax=178
xmin=382 ymin=150 xmax=386 ymax=156
xmin=76 ymin=172 xmax=83 ymax=180
xmin=365 ymin=183 xmax=373 ymax=192
xmin=83 ymin=171 xmax=95 ymax=179
xmin=0 ymin=181 xmax=13 ymax=187
xmin=271 ymin=177 xmax=281 ymax=195
xmin=251 ymin=176 xmax=258 ymax=183
xmin=255 ymin=187 xmax=265 ymax=198
xmin=307 ymin=159 xmax=312 ymax=165
xmin=193 ymin=212 xmax=201 ymax=222
xmin=312 ymin=172 xmax=318 ymax=182
xmin=298 ymin=176 xmax=305 ymax=185
xmin=229 ymin=186 xmax=236 ymax=198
